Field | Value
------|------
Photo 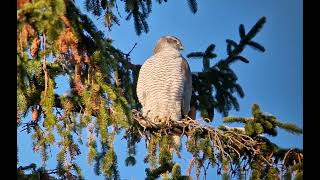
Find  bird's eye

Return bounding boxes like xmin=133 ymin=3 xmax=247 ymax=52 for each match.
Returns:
xmin=168 ymin=38 xmax=177 ymax=44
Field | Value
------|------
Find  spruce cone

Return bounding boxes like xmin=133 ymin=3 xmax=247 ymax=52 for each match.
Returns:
xmin=31 ymin=37 xmax=40 ymax=57
xmin=32 ymin=108 xmax=39 ymax=122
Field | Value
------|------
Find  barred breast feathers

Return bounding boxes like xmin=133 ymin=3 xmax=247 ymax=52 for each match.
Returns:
xmin=137 ymin=47 xmax=184 ymax=121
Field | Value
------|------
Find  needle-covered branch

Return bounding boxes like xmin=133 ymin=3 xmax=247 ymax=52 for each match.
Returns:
xmin=129 ymin=104 xmax=302 ymax=179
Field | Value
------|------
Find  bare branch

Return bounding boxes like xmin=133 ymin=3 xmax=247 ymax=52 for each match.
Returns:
xmin=132 ymin=109 xmax=272 ymax=166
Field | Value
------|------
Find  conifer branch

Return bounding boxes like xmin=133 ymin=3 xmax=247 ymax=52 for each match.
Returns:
xmin=115 ymin=0 xmax=122 ymax=18
xmin=221 ymin=16 xmax=266 ymax=66
xmin=276 ymin=122 xmax=303 ymax=134
xmin=132 ymin=109 xmax=267 ymax=161
xmin=187 ymin=0 xmax=198 ymax=14
xmin=18 ymin=163 xmax=37 ymax=171
xmin=42 ymin=34 xmax=48 ymax=95
xmin=125 ymin=42 xmax=138 ymax=58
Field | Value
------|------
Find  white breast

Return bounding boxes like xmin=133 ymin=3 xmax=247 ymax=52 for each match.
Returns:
xmin=137 ymin=47 xmax=185 ymax=122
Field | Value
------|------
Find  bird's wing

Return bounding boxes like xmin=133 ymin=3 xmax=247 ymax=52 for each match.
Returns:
xmin=136 ymin=57 xmax=153 ymax=107
xmin=181 ymin=56 xmax=192 ymax=116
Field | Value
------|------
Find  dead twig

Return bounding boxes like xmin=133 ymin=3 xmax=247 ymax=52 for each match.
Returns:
xmin=42 ymin=33 xmax=48 ymax=95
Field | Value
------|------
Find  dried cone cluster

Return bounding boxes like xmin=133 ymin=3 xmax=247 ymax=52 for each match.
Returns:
xmin=284 ymin=150 xmax=303 ymax=166
xmin=74 ymin=62 xmax=84 ymax=93
xmin=57 ymin=16 xmax=81 ymax=62
xmin=31 ymin=37 xmax=40 ymax=57
xmin=57 ymin=29 xmax=80 ymax=61
xmin=17 ymin=0 xmax=32 ymax=9
xmin=32 ymin=107 xmax=39 ymax=122
xmin=57 ymin=16 xmax=84 ymax=93
xmin=18 ymin=24 xmax=36 ymax=53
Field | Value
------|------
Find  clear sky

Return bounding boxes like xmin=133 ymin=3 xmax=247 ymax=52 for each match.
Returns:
xmin=17 ymin=0 xmax=302 ymax=179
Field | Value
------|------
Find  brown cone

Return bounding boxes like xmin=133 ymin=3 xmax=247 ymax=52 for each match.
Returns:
xmin=32 ymin=108 xmax=39 ymax=122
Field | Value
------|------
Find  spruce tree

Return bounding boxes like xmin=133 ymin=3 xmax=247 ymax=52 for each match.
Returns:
xmin=17 ymin=1 xmax=302 ymax=179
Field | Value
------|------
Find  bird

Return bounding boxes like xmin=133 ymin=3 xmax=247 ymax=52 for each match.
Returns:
xmin=136 ymin=36 xmax=192 ymax=149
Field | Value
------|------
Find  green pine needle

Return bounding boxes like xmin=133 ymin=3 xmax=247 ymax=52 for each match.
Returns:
xmin=187 ymin=0 xmax=198 ymax=14
xmin=223 ymin=117 xmax=247 ymax=123
xmin=276 ymin=122 xmax=303 ymax=134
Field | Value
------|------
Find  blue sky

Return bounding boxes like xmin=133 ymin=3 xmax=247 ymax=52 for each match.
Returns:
xmin=17 ymin=0 xmax=302 ymax=179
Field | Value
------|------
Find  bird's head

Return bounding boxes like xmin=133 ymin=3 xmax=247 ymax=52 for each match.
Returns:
xmin=153 ymin=35 xmax=184 ymax=54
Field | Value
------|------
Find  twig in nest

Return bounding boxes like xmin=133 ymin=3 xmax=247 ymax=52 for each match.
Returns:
xmin=137 ymin=128 xmax=144 ymax=138
xmin=186 ymin=158 xmax=195 ymax=176
xmin=260 ymin=155 xmax=273 ymax=166
xmin=283 ymin=148 xmax=293 ymax=165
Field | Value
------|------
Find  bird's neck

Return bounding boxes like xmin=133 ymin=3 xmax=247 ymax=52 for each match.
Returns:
xmin=153 ymin=44 xmax=179 ymax=55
